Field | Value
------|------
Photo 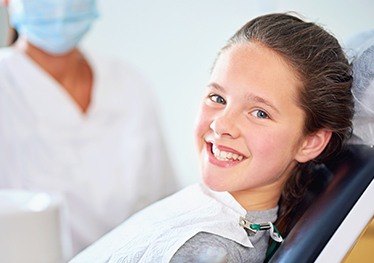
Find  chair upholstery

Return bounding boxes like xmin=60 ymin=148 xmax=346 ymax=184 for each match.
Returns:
xmin=269 ymin=144 xmax=374 ymax=263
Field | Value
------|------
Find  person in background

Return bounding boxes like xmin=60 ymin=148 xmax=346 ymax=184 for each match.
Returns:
xmin=0 ymin=0 xmax=177 ymax=257
xmin=71 ymin=13 xmax=354 ymax=262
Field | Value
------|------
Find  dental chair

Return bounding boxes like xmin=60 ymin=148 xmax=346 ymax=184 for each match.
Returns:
xmin=268 ymin=144 xmax=374 ymax=263
xmin=268 ymin=28 xmax=374 ymax=263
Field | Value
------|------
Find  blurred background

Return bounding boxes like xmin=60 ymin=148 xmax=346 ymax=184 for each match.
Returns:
xmin=1 ymin=0 xmax=373 ymax=186
xmin=0 ymin=0 xmax=373 ymax=261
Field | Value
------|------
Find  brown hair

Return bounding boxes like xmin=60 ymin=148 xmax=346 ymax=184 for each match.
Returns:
xmin=220 ymin=13 xmax=354 ymax=236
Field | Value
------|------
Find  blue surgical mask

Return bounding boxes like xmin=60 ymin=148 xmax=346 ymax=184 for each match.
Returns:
xmin=9 ymin=0 xmax=99 ymax=55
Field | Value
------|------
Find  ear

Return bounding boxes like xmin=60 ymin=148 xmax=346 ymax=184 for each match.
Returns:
xmin=295 ymin=129 xmax=332 ymax=163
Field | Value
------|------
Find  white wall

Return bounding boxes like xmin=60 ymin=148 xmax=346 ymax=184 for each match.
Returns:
xmin=1 ymin=0 xmax=373 ymax=187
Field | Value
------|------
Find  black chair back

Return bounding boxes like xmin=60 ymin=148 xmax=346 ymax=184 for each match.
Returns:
xmin=269 ymin=144 xmax=374 ymax=263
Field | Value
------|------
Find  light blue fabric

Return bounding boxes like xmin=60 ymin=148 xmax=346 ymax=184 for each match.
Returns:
xmin=8 ymin=0 xmax=98 ymax=55
xmin=345 ymin=29 xmax=374 ymax=61
xmin=345 ymin=30 xmax=374 ymax=146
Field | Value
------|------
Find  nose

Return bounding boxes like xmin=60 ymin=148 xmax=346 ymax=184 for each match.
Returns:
xmin=209 ymin=112 xmax=240 ymax=139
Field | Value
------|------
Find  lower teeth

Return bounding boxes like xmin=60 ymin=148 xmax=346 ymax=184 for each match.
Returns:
xmin=216 ymin=156 xmax=236 ymax=161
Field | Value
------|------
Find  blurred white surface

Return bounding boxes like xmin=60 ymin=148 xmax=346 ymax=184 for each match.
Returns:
xmin=0 ymin=190 xmax=70 ymax=263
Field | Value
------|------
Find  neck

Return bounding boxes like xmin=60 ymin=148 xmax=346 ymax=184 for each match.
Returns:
xmin=15 ymin=37 xmax=83 ymax=83
xmin=231 ymin=162 xmax=297 ymax=211
xmin=231 ymin=183 xmax=283 ymax=211
xmin=15 ymin=37 xmax=93 ymax=113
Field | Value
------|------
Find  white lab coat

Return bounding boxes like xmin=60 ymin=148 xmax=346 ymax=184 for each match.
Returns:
xmin=0 ymin=47 xmax=177 ymax=257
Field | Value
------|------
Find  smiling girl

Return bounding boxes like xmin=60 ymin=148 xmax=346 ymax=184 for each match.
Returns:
xmin=72 ymin=13 xmax=354 ymax=263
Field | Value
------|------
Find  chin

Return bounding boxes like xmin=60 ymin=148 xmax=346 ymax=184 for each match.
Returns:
xmin=202 ymin=174 xmax=229 ymax=192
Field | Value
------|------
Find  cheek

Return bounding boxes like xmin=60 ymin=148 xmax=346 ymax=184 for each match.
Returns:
xmin=194 ymin=106 xmax=211 ymax=150
xmin=249 ymin=133 xmax=278 ymax=160
xmin=246 ymin=126 xmax=303 ymax=159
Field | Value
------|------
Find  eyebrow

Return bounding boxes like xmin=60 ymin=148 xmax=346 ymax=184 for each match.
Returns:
xmin=207 ymin=82 xmax=280 ymax=114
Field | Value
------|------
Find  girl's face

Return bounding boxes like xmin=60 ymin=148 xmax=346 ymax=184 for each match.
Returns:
xmin=195 ymin=42 xmax=307 ymax=205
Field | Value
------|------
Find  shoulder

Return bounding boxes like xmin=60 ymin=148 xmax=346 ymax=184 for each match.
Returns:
xmin=128 ymin=184 xmax=207 ymax=221
xmin=82 ymin=48 xmax=157 ymax=107
xmin=0 ymin=47 xmax=13 ymax=58
xmin=171 ymin=232 xmax=252 ymax=263
xmin=0 ymin=48 xmax=19 ymax=89
xmin=0 ymin=47 xmax=16 ymax=67
xmin=82 ymin=48 xmax=150 ymax=87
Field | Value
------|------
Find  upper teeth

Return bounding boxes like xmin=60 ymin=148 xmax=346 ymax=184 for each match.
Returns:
xmin=212 ymin=144 xmax=244 ymax=161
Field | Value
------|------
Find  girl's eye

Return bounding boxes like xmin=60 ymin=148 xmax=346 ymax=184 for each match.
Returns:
xmin=208 ymin=94 xmax=226 ymax=105
xmin=251 ymin=109 xmax=269 ymax=119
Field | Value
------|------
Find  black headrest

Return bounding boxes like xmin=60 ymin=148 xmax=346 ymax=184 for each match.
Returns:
xmin=269 ymin=144 xmax=374 ymax=263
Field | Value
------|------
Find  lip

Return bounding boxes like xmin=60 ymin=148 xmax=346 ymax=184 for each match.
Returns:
xmin=205 ymin=142 xmax=247 ymax=168
xmin=213 ymin=143 xmax=247 ymax=157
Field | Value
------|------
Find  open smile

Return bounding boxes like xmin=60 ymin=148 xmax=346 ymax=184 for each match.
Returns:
xmin=206 ymin=142 xmax=248 ymax=168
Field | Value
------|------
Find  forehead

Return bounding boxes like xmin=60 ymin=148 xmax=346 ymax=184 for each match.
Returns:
xmin=211 ymin=42 xmax=302 ymax=104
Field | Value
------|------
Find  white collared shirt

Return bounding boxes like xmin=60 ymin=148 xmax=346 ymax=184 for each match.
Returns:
xmin=0 ymin=47 xmax=177 ymax=257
